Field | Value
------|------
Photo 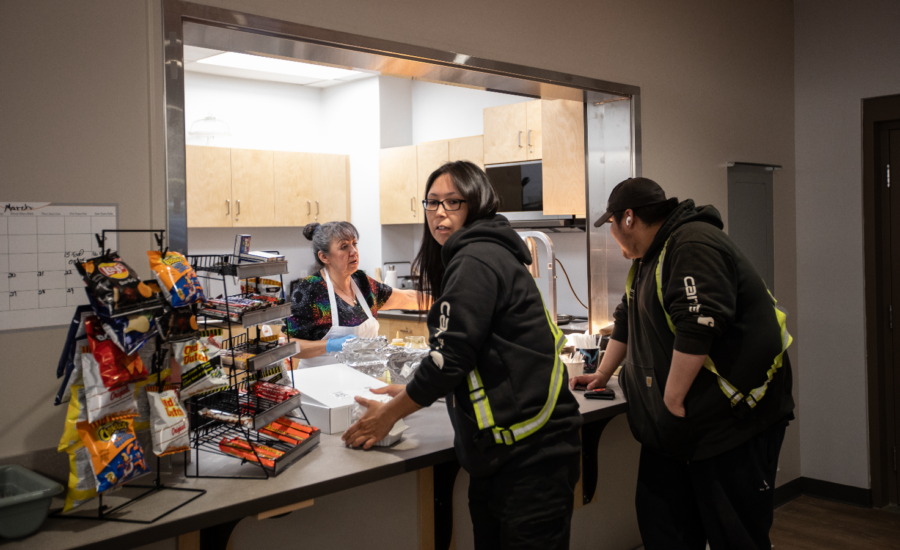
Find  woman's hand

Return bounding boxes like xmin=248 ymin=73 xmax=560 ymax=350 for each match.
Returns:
xmin=342 ymin=397 xmax=396 ymax=449
xmin=370 ymin=384 xmax=405 ymax=398
xmin=326 ymin=334 xmax=356 ymax=353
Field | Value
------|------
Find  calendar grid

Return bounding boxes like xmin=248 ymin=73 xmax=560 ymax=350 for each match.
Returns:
xmin=0 ymin=203 xmax=117 ymax=331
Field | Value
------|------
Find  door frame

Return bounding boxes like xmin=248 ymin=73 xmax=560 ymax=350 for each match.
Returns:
xmin=862 ymin=93 xmax=900 ymax=507
xmin=160 ymin=0 xmax=641 ymax=334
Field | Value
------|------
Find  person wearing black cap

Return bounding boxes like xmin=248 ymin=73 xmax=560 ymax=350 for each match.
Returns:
xmin=571 ymin=177 xmax=795 ymax=550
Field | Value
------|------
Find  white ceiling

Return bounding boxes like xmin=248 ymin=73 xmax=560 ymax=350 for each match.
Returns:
xmin=183 ymin=45 xmax=377 ymax=87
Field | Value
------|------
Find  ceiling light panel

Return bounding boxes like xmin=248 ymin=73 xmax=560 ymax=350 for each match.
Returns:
xmin=198 ymin=52 xmax=360 ymax=80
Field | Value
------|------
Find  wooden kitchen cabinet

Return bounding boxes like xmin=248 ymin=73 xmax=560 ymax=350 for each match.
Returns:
xmin=380 ymin=145 xmax=419 ymax=225
xmin=378 ymin=317 xmax=429 ymax=340
xmin=316 ymin=154 xmax=351 ymax=224
xmin=275 ymin=152 xmax=350 ymax=226
xmin=274 ymin=151 xmax=316 ymax=227
xmin=525 ymin=101 xmax=542 ymax=160
xmin=187 ymin=147 xmax=350 ymax=228
xmin=417 ymin=140 xmax=449 ymax=201
xmin=231 ymin=148 xmax=275 ymax=227
xmin=186 ymin=145 xmax=233 ymax=228
xmin=448 ymin=135 xmax=484 ymax=170
xmin=484 ymin=102 xmax=528 ymax=165
xmin=484 ymin=99 xmax=584 ymax=215
xmin=484 ymin=100 xmax=542 ymax=165
xmin=541 ymin=99 xmax=585 ymax=216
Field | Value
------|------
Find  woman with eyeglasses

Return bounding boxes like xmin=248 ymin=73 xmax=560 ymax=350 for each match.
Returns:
xmin=285 ymin=221 xmax=427 ymax=368
xmin=343 ymin=161 xmax=583 ymax=549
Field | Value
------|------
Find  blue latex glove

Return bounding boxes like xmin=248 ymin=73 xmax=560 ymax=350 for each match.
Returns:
xmin=326 ymin=335 xmax=357 ymax=353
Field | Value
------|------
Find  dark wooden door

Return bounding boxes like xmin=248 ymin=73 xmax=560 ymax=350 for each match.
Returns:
xmin=879 ymin=123 xmax=900 ymax=504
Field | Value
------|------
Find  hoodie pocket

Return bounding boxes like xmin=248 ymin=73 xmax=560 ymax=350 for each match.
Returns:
xmin=625 ymin=361 xmax=697 ymax=459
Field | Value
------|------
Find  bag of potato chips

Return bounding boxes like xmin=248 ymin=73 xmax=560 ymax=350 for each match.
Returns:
xmin=84 ymin=316 xmax=147 ymax=388
xmin=76 ymin=253 xmax=160 ymax=317
xmin=145 ymin=385 xmax=190 ymax=456
xmin=77 ymin=414 xmax=149 ymax=494
xmin=62 ymin=440 xmax=99 ymax=513
xmin=148 ymin=251 xmax=205 ymax=308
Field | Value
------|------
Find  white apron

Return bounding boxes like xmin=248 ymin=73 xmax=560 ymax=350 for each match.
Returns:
xmin=297 ymin=268 xmax=380 ymax=369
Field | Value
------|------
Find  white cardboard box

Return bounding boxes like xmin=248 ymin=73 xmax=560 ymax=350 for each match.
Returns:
xmin=291 ymin=363 xmax=390 ymax=434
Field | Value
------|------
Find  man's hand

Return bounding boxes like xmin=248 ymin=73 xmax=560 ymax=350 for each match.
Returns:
xmin=663 ymin=394 xmax=686 ymax=417
xmin=569 ymin=371 xmax=610 ymax=391
xmin=662 ymin=350 xmax=707 ymax=418
xmin=342 ymin=397 xmax=396 ymax=449
xmin=370 ymin=384 xmax=405 ymax=398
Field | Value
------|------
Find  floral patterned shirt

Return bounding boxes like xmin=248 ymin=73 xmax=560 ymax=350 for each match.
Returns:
xmin=285 ymin=270 xmax=392 ymax=341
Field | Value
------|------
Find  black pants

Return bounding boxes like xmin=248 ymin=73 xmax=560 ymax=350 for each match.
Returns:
xmin=635 ymin=422 xmax=787 ymax=550
xmin=468 ymin=453 xmax=580 ymax=550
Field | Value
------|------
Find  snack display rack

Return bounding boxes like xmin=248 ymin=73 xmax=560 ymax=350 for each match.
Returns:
xmin=54 ymin=229 xmax=206 ymax=524
xmin=184 ymin=253 xmax=318 ymax=479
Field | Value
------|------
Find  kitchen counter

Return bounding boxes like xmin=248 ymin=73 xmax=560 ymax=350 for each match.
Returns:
xmin=380 ymin=309 xmax=591 ymax=335
xmin=377 ymin=309 xmax=428 ymax=321
xmin=2 ymin=380 xmax=626 ymax=550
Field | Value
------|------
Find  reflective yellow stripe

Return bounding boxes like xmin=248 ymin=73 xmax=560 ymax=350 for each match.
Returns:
xmin=655 ymin=243 xmax=677 ymax=333
xmin=466 ymin=369 xmax=496 ymax=432
xmin=626 ymin=261 xmax=638 ymax=305
xmin=465 ymin=295 xmax=565 ymax=446
xmin=624 ymin=237 xmax=793 ymax=409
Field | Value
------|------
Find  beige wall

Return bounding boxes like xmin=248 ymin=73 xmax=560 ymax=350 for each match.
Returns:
xmin=0 ymin=0 xmax=799 ymax=546
xmin=0 ymin=0 xmax=165 ymax=458
xmin=794 ymin=0 xmax=900 ymax=489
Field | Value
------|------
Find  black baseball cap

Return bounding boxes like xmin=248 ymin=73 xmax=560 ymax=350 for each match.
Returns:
xmin=593 ymin=177 xmax=677 ymax=227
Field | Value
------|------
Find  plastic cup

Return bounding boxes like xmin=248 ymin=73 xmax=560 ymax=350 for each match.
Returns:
xmin=561 ymin=356 xmax=583 ymax=379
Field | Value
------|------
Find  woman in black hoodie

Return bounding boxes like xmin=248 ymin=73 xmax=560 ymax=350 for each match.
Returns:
xmin=343 ymin=161 xmax=582 ymax=549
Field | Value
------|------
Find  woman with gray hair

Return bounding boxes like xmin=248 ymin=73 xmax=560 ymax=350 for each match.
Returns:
xmin=286 ymin=221 xmax=426 ymax=368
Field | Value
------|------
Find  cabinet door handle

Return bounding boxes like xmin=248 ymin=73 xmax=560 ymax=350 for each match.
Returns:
xmin=518 ymin=130 xmax=523 ymax=147
xmin=399 ymin=326 xmax=412 ymax=333
xmin=315 ymin=200 xmax=319 ymax=221
xmin=307 ymin=200 xmax=311 ymax=215
xmin=411 ymin=197 xmax=415 ymax=212
xmin=226 ymin=199 xmax=230 ymax=214
xmin=527 ymin=129 xmax=532 ymax=146
xmin=237 ymin=200 xmax=240 ymax=216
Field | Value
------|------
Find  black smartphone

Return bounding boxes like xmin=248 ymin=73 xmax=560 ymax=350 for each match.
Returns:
xmin=585 ymin=388 xmax=615 ymax=400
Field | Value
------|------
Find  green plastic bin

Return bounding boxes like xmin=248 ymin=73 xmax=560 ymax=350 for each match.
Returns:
xmin=0 ymin=465 xmax=64 ymax=539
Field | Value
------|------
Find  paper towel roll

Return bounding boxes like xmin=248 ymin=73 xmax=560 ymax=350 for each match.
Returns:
xmin=384 ymin=270 xmax=398 ymax=288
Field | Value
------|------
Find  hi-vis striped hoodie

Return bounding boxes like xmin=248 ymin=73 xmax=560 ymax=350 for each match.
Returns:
xmin=613 ymin=200 xmax=795 ymax=461
xmin=406 ymin=215 xmax=582 ymax=478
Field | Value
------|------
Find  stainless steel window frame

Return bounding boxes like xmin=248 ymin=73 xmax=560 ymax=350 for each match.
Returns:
xmin=161 ymin=0 xmax=641 ymax=331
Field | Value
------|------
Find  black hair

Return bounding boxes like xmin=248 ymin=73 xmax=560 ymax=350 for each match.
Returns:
xmin=412 ymin=161 xmax=499 ymax=307
xmin=302 ymin=221 xmax=359 ymax=267
xmin=612 ymin=198 xmax=678 ymax=227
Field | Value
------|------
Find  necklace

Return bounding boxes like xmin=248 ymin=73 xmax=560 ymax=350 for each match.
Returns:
xmin=325 ymin=269 xmax=357 ymax=306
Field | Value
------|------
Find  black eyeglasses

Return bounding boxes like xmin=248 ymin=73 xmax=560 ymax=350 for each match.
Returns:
xmin=422 ymin=199 xmax=467 ymax=211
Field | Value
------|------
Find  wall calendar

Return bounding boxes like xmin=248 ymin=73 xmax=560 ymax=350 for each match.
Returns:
xmin=0 ymin=202 xmax=117 ymax=331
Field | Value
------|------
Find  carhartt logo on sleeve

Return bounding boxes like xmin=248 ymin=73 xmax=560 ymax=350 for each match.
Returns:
xmin=684 ymin=276 xmax=702 ymax=313
xmin=698 ymin=316 xmax=715 ymax=327
xmin=646 ymin=376 xmax=653 ymax=388
xmin=436 ymin=301 xmax=450 ymax=337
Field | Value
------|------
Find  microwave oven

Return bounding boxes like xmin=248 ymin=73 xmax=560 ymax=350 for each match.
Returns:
xmin=484 ymin=160 xmax=584 ymax=232
xmin=485 ymin=160 xmax=544 ymax=212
